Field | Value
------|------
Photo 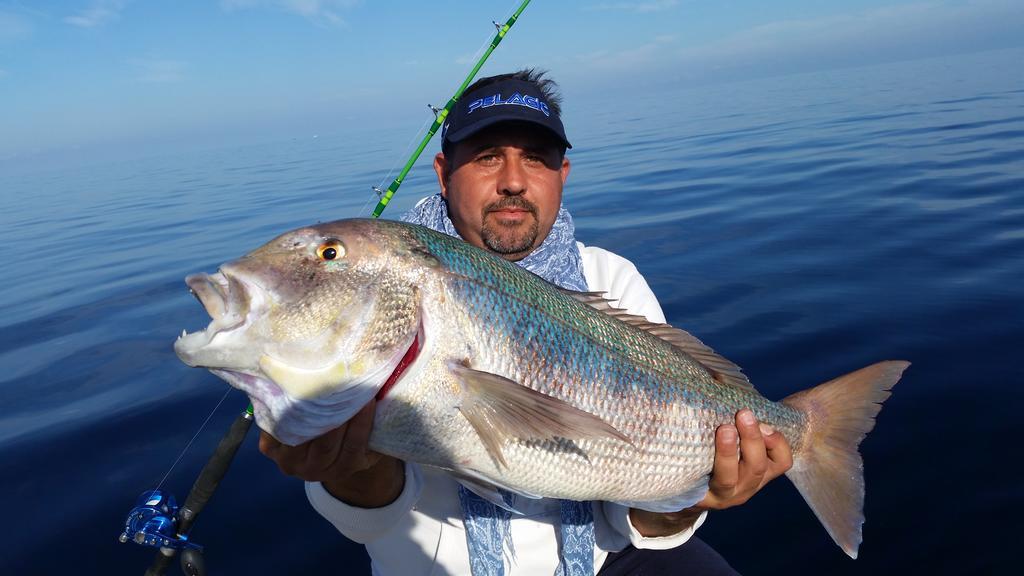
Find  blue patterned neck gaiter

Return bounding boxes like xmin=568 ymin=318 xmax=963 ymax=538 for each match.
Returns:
xmin=400 ymin=194 xmax=595 ymax=576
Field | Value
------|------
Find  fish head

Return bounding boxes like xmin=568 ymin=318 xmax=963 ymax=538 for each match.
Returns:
xmin=174 ymin=219 xmax=425 ymax=444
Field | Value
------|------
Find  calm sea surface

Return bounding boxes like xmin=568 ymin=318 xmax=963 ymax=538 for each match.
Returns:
xmin=2 ymin=48 xmax=1022 ymax=575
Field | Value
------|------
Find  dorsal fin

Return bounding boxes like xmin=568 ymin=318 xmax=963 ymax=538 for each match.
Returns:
xmin=563 ymin=289 xmax=755 ymax=391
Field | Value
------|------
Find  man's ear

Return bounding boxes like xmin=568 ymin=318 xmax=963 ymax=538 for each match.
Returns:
xmin=433 ymin=153 xmax=450 ymax=199
xmin=560 ymin=155 xmax=571 ymax=185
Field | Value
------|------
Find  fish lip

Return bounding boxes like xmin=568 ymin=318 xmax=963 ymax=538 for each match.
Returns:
xmin=186 ymin=273 xmax=228 ymax=323
xmin=175 ymin=270 xmax=255 ymax=364
xmin=211 ymin=368 xmax=282 ymax=398
xmin=185 ymin=271 xmax=250 ymax=329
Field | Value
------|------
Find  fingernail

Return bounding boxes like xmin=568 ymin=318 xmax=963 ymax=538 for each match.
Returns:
xmin=740 ymin=409 xmax=755 ymax=426
xmin=759 ymin=423 xmax=775 ymax=436
xmin=720 ymin=426 xmax=737 ymax=442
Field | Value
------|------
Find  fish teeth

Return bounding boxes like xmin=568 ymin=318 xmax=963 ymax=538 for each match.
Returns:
xmin=180 ymin=329 xmax=188 ymax=339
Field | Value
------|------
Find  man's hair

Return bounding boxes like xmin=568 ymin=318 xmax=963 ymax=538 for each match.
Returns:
xmin=463 ymin=68 xmax=563 ymax=117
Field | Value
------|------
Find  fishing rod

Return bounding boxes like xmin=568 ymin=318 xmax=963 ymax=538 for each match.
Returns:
xmin=371 ymin=0 xmax=532 ymax=217
xmin=119 ymin=2 xmax=533 ymax=574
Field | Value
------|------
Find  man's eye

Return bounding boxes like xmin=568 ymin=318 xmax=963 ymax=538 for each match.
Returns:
xmin=476 ymin=154 xmax=499 ymax=164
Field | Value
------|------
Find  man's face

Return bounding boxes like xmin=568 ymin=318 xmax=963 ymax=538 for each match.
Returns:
xmin=433 ymin=123 xmax=570 ymax=261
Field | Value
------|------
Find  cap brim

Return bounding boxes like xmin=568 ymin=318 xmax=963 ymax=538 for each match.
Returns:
xmin=444 ymin=116 xmax=572 ymax=149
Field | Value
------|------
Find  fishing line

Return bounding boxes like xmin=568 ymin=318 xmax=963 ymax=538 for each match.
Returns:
xmin=152 ymin=387 xmax=234 ymax=494
xmin=375 ymin=116 xmax=433 ymax=191
xmin=359 ymin=115 xmax=435 ymax=217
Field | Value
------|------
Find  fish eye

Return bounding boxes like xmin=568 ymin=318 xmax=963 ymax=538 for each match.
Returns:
xmin=316 ymin=239 xmax=345 ymax=261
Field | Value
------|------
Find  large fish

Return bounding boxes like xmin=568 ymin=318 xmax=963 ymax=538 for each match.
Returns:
xmin=174 ymin=218 xmax=907 ymax=558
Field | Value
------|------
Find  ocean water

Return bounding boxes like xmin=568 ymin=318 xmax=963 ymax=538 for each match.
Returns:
xmin=1 ymin=47 xmax=1022 ymax=575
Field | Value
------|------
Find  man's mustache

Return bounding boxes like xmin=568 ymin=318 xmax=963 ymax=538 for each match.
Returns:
xmin=485 ymin=197 xmax=538 ymax=215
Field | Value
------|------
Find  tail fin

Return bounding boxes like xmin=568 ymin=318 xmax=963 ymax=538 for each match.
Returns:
xmin=781 ymin=360 xmax=909 ymax=559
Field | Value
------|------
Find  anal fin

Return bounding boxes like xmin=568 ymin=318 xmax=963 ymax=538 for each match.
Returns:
xmin=614 ymin=478 xmax=709 ymax=513
xmin=452 ymin=474 xmax=523 ymax=514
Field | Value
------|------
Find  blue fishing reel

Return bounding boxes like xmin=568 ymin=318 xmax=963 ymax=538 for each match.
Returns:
xmin=120 ymin=489 xmax=207 ymax=575
xmin=119 ymin=490 xmax=203 ymax=552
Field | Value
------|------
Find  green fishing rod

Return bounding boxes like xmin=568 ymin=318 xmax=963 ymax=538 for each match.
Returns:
xmin=371 ymin=0 xmax=532 ymax=217
xmin=122 ymin=2 xmax=533 ymax=574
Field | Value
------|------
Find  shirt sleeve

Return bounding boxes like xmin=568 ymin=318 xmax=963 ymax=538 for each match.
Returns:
xmin=304 ymin=461 xmax=424 ymax=544
xmin=577 ymin=243 xmax=666 ymax=324
xmin=579 ymin=243 xmax=707 ymax=549
xmin=601 ymin=503 xmax=708 ymax=550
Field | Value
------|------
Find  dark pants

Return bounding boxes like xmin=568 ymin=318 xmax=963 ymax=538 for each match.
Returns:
xmin=597 ymin=538 xmax=740 ymax=576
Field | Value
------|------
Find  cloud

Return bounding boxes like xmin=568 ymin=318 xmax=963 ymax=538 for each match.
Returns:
xmin=586 ymin=0 xmax=680 ymax=13
xmin=64 ymin=0 xmax=127 ymax=28
xmin=674 ymin=0 xmax=1024 ymax=76
xmin=129 ymin=57 xmax=187 ymax=83
xmin=575 ymin=1 xmax=1024 ymax=82
xmin=221 ymin=0 xmax=360 ymax=26
xmin=573 ymin=35 xmax=677 ymax=71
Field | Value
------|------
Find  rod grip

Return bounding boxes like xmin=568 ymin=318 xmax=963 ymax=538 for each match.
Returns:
xmin=179 ymin=410 xmax=254 ymax=533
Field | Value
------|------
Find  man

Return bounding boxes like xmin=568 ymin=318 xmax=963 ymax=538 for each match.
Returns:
xmin=260 ymin=70 xmax=793 ymax=575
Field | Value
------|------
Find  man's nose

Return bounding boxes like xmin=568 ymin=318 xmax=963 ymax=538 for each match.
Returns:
xmin=497 ymin=157 xmax=527 ymax=196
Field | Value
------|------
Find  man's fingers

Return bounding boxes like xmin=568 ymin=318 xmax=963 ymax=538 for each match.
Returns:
xmin=763 ymin=425 xmax=794 ymax=477
xmin=259 ymin=431 xmax=313 ymax=477
xmin=306 ymin=424 xmax=350 ymax=476
xmin=701 ymin=410 xmax=794 ymax=511
xmin=256 ymin=402 xmax=384 ymax=482
xmin=337 ymin=400 xmax=378 ymax=471
xmin=258 ymin=430 xmax=280 ymax=457
xmin=709 ymin=423 xmax=739 ymax=495
xmin=735 ymin=409 xmax=769 ymax=485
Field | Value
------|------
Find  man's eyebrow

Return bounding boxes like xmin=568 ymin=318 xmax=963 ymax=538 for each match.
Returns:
xmin=468 ymin=143 xmax=501 ymax=155
xmin=521 ymin=144 xmax=557 ymax=155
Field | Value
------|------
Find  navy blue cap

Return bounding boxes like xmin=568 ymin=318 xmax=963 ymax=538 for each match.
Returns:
xmin=442 ymin=78 xmax=572 ymax=152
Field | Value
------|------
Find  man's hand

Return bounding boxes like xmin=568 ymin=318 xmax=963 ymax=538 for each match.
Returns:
xmin=258 ymin=399 xmax=406 ymax=508
xmin=629 ymin=408 xmax=793 ymax=537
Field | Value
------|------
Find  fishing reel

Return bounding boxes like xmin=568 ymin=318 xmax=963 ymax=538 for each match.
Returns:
xmin=119 ymin=489 xmax=206 ymax=576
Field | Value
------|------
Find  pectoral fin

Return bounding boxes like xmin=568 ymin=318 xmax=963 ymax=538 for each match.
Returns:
xmin=449 ymin=361 xmax=631 ymax=468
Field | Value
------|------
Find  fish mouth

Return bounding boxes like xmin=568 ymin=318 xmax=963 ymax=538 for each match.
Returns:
xmin=175 ymin=270 xmax=254 ymax=364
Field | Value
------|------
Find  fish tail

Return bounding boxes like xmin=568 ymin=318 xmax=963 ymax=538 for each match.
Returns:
xmin=780 ymin=360 xmax=909 ymax=559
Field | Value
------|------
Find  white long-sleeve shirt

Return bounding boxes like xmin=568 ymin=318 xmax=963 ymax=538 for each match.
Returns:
xmin=306 ymin=244 xmax=707 ymax=575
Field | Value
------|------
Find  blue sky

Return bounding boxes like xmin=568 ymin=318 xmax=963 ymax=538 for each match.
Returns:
xmin=1 ymin=0 xmax=1022 ymax=162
